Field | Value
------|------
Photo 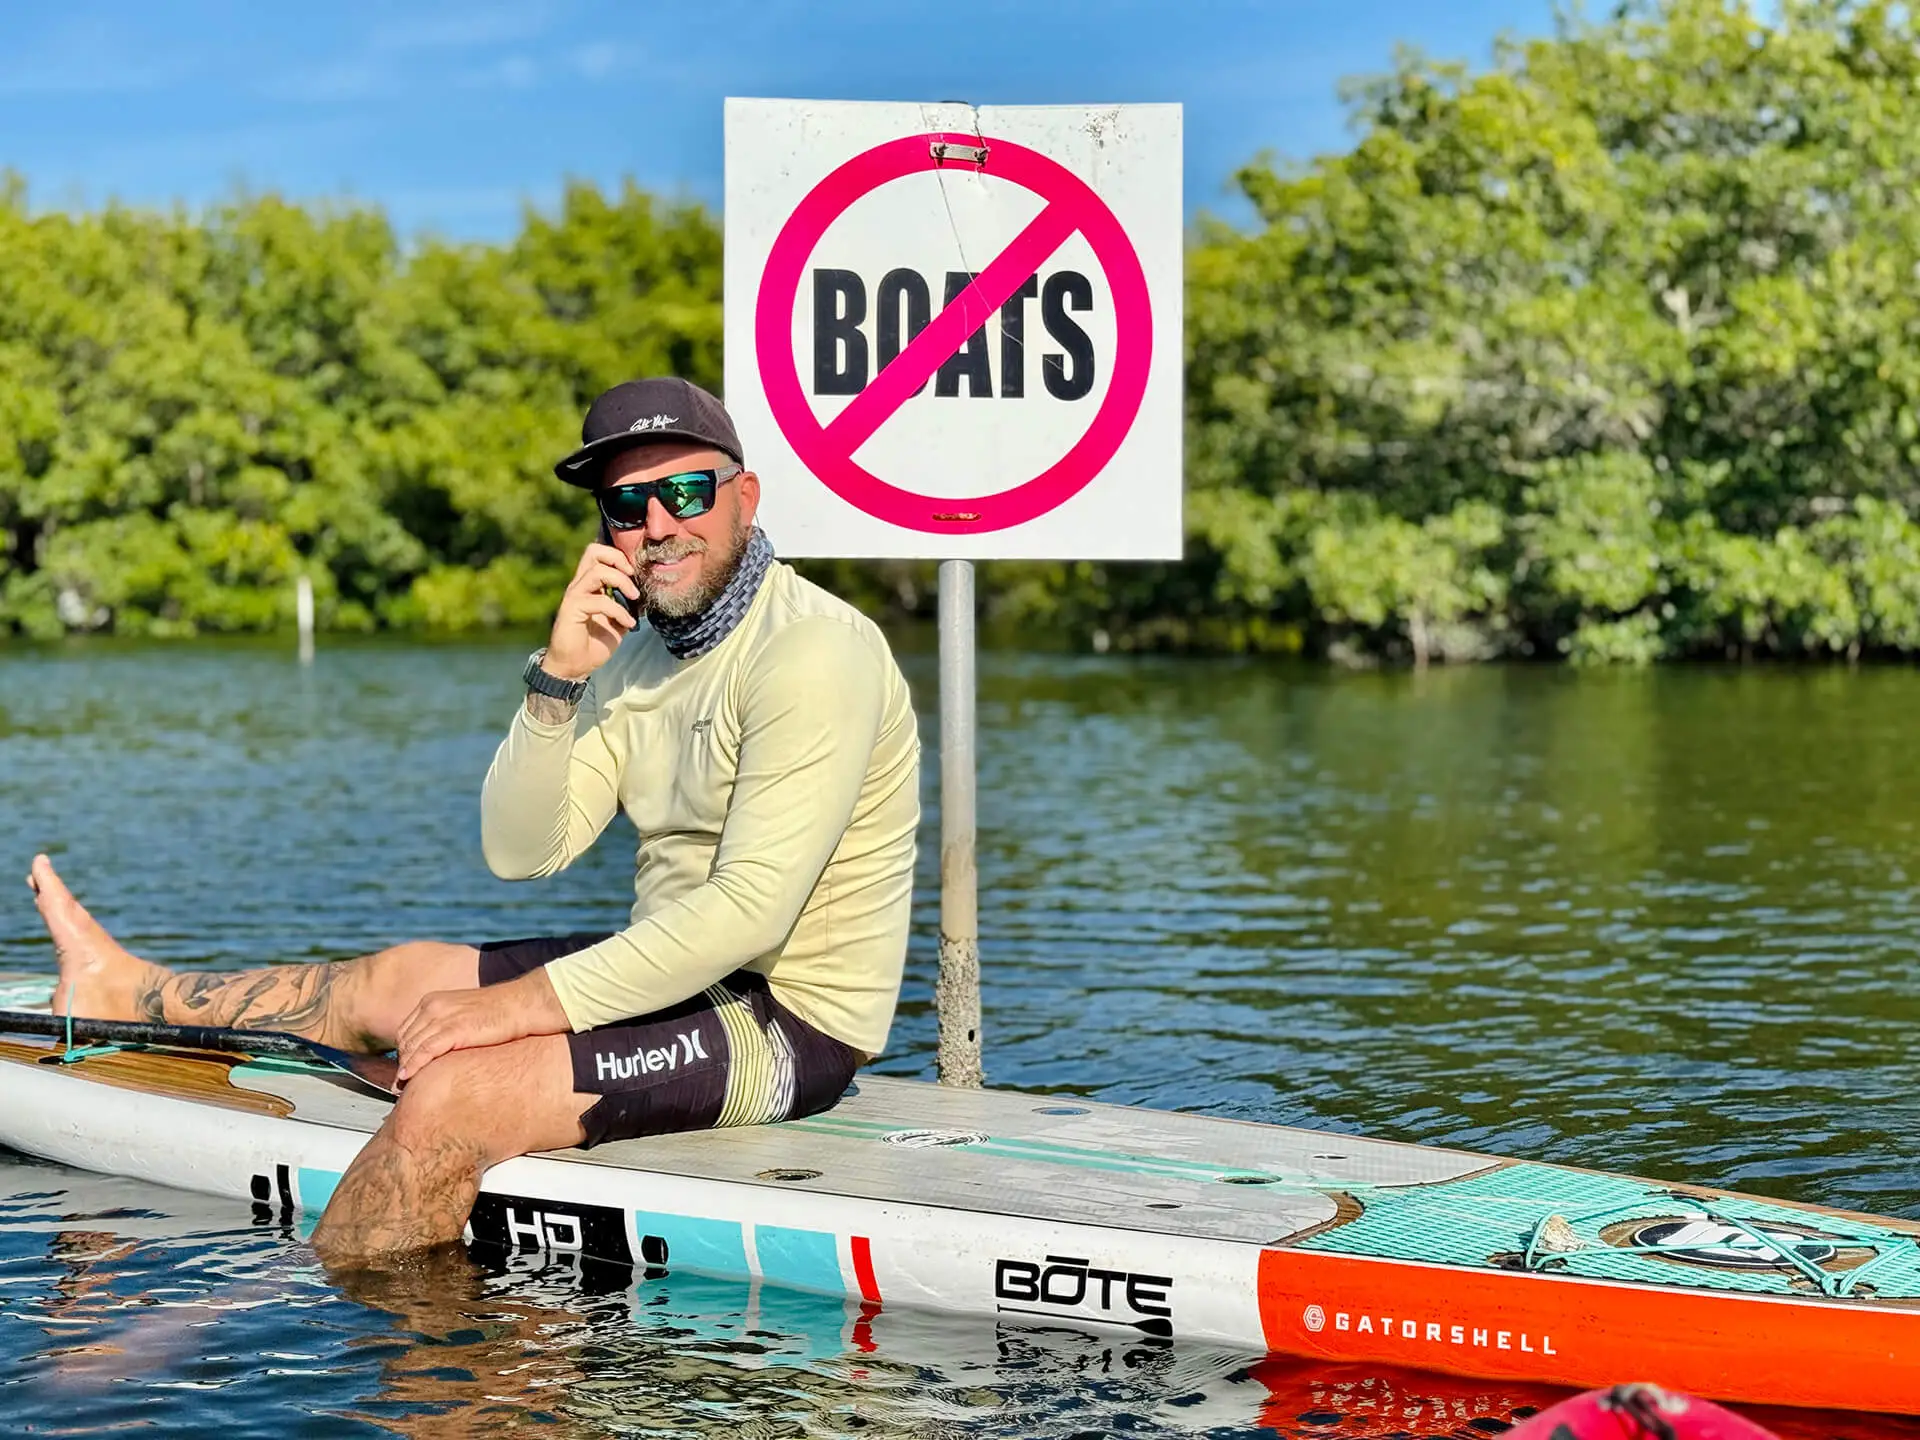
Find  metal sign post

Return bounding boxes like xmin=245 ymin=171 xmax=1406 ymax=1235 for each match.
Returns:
xmin=935 ymin=560 xmax=982 ymax=1086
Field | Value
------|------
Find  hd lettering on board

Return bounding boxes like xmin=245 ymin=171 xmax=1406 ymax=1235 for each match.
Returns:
xmin=506 ymin=1207 xmax=582 ymax=1251
xmin=465 ymin=1192 xmax=638 ymax=1296
xmin=467 ymin=1193 xmax=633 ymax=1266
xmin=811 ymin=268 xmax=1096 ymax=400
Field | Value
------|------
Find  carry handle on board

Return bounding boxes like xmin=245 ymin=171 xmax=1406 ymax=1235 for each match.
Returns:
xmin=0 ymin=1009 xmax=399 ymax=1098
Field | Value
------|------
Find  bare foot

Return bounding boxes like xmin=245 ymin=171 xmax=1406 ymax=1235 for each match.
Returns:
xmin=29 ymin=856 xmax=171 ymax=1022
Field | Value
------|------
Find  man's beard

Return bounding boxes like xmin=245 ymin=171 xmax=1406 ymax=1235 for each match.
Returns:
xmin=639 ymin=511 xmax=749 ymax=619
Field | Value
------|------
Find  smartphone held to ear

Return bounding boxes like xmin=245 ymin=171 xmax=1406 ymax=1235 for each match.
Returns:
xmin=598 ymin=519 xmax=643 ymax=622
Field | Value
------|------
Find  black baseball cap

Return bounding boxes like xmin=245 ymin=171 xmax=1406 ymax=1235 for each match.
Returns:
xmin=554 ymin=377 xmax=744 ymax=488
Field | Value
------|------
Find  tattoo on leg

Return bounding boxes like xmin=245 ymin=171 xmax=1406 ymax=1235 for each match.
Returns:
xmin=237 ymin=965 xmax=338 ymax=1033
xmin=155 ymin=963 xmax=344 ymax=1040
xmin=171 ymin=974 xmax=222 ymax=1013
xmin=133 ymin=975 xmax=167 ymax=1023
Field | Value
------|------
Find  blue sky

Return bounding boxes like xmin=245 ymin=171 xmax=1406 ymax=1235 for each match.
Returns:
xmin=0 ymin=0 xmax=1557 ymax=241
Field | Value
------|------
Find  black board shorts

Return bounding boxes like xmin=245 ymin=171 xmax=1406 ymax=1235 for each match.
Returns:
xmin=476 ymin=934 xmax=862 ymax=1149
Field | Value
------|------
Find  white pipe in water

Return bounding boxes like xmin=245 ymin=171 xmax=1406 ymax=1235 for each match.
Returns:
xmin=296 ymin=575 xmax=315 ymax=664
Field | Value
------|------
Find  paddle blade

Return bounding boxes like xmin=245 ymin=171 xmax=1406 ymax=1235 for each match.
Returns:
xmin=0 ymin=1009 xmax=398 ymax=1099
xmin=309 ymin=1043 xmax=400 ymax=1097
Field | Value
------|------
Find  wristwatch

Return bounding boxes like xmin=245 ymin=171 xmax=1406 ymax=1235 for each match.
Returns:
xmin=522 ymin=648 xmax=589 ymax=703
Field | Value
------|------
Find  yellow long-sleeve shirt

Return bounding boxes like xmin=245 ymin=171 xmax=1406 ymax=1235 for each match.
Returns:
xmin=479 ymin=561 xmax=920 ymax=1056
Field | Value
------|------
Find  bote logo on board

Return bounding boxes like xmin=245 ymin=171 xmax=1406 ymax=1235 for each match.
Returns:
xmin=994 ymin=1254 xmax=1174 ymax=1338
xmin=811 ymin=268 xmax=1097 ymax=400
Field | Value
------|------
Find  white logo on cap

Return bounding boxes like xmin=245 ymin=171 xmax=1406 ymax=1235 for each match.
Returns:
xmin=628 ymin=413 xmax=679 ymax=433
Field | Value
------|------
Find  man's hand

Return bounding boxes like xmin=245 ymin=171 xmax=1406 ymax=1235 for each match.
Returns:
xmin=395 ymin=969 xmax=572 ymax=1082
xmin=543 ymin=540 xmax=640 ymax=680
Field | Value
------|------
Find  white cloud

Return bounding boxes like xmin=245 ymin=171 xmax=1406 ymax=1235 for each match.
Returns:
xmin=369 ymin=8 xmax=555 ymax=55
xmin=0 ymin=19 xmax=193 ymax=98
xmin=272 ymin=58 xmax=389 ymax=104
xmin=466 ymin=55 xmax=541 ymax=90
xmin=114 ymin=117 xmax=372 ymax=175
xmin=571 ymin=41 xmax=623 ymax=79
xmin=266 ymin=3 xmax=559 ymax=104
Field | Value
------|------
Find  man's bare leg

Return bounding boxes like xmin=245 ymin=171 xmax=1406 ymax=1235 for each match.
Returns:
xmin=312 ymin=1033 xmax=594 ymax=1265
xmin=27 ymin=854 xmax=479 ymax=1052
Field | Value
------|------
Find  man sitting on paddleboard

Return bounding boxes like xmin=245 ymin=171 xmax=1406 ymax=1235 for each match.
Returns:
xmin=25 ymin=377 xmax=921 ymax=1265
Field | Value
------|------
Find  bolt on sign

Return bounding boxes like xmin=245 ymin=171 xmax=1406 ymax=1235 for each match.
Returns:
xmin=725 ymin=99 xmax=1183 ymax=560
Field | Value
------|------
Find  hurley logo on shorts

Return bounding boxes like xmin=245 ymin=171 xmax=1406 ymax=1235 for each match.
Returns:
xmin=594 ymin=1027 xmax=710 ymax=1082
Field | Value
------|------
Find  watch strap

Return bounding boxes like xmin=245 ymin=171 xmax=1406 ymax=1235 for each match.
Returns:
xmin=522 ymin=649 xmax=589 ymax=703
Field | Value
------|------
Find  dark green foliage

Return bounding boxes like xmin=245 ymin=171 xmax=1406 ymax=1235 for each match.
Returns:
xmin=10 ymin=0 xmax=1920 ymax=662
xmin=1137 ymin=0 xmax=1920 ymax=662
xmin=0 ymin=182 xmax=719 ymax=639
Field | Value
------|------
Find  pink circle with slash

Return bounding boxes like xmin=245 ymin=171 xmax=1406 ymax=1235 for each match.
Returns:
xmin=754 ymin=131 xmax=1152 ymax=534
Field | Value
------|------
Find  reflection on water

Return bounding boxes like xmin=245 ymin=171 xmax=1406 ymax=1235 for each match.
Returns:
xmin=0 ymin=1160 xmax=1328 ymax=1437
xmin=5 ymin=638 xmax=1920 ymax=1431
xmin=968 ymin=658 xmax=1920 ymax=1211
xmin=7 ymin=1162 xmax=1917 ymax=1437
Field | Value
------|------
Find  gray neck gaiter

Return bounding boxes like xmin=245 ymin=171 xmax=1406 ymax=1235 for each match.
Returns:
xmin=650 ymin=526 xmax=775 ymax=660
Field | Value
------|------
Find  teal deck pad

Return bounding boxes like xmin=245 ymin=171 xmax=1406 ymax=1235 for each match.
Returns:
xmin=0 ymin=980 xmax=53 ymax=1011
xmin=1295 ymin=1161 xmax=1920 ymax=1298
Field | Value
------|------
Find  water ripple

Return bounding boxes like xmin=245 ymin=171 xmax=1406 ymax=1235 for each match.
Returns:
xmin=4 ymin=641 xmax=1920 ymax=1431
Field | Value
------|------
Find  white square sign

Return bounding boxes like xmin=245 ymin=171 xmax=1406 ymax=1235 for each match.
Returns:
xmin=724 ymin=98 xmax=1183 ymax=561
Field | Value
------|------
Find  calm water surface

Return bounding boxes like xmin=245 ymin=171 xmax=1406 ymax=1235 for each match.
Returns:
xmin=3 ymin=638 xmax=1920 ymax=1436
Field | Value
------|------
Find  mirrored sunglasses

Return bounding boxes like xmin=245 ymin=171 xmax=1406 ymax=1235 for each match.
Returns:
xmin=597 ymin=465 xmax=741 ymax=529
